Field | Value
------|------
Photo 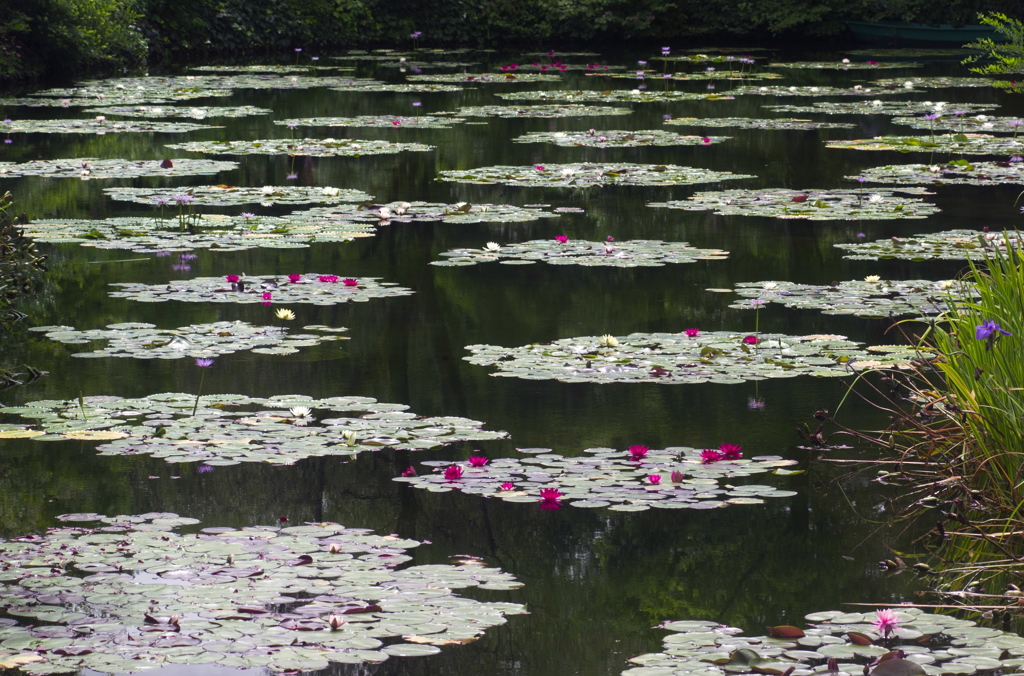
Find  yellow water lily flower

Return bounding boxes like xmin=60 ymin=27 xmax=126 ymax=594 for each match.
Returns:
xmin=275 ymin=308 xmax=296 ymax=320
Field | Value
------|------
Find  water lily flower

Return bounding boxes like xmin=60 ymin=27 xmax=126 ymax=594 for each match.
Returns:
xmin=342 ymin=278 xmax=358 ymax=287
xmin=719 ymin=443 xmax=742 ymax=460
xmin=538 ymin=488 xmax=564 ymax=510
xmin=842 ymin=58 xmax=850 ymax=64
xmin=976 ymin=319 xmax=1011 ymax=342
xmin=936 ymin=280 xmax=954 ymax=290
xmin=743 ymin=335 xmax=758 ymax=345
xmin=864 ymin=275 xmax=881 ymax=283
xmin=290 ymin=406 xmax=313 ymax=419
xmin=342 ymin=430 xmax=358 ymax=446
xmin=606 ymin=236 xmax=614 ymax=242
xmin=670 ymin=470 xmax=685 ymax=483
xmin=468 ymin=456 xmax=488 ymax=467
xmin=318 ymin=275 xmax=339 ymax=283
xmin=600 ymin=334 xmax=619 ymax=348
xmin=748 ymin=396 xmax=766 ymax=410
xmin=700 ymin=449 xmax=723 ymax=464
xmin=412 ymin=101 xmax=422 ymax=107
xmin=401 ymin=466 xmax=417 ymax=477
xmin=628 ymin=445 xmax=648 ymax=461
xmin=328 ymin=615 xmax=344 ymax=630
xmin=195 ymin=358 xmax=214 ymax=368
xmin=685 ymin=328 xmax=700 ymax=337
xmin=197 ymin=464 xmax=214 ymax=474
xmin=535 ymin=165 xmax=545 ymax=171
xmin=647 ymin=474 xmax=661 ymax=485
xmin=286 ymin=173 xmax=298 ymax=180
xmin=701 ymin=137 xmax=711 ymax=144
xmin=555 ymin=235 xmax=569 ymax=243
xmin=872 ymin=609 xmax=900 ymax=638
xmin=485 ymin=242 xmax=501 ymax=252
xmin=240 ymin=212 xmax=255 ymax=219
xmin=868 ymin=194 xmax=884 ymax=203
xmin=275 ymin=308 xmax=296 ymax=321
xmin=262 ymin=291 xmax=272 ymax=300
xmin=500 ymin=482 xmax=514 ymax=491
xmin=174 ymin=194 xmax=194 ymax=204
xmin=444 ymin=464 xmax=464 ymax=481
xmin=287 ymin=274 xmax=301 ymax=283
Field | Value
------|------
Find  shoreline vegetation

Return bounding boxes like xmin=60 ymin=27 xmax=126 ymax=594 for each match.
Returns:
xmin=3 ymin=0 xmax=1024 ymax=84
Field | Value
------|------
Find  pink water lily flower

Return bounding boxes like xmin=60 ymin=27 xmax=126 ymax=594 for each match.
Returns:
xmin=262 ymin=291 xmax=272 ymax=300
xmin=468 ymin=456 xmax=488 ymax=467
xmin=684 ymin=328 xmax=699 ymax=338
xmin=500 ymin=482 xmax=514 ymax=491
xmin=288 ymin=274 xmax=301 ymax=283
xmin=719 ymin=443 xmax=742 ymax=460
xmin=342 ymin=278 xmax=359 ymax=287
xmin=555 ymin=235 xmax=569 ymax=243
xmin=872 ymin=609 xmax=900 ymax=638
xmin=319 ymin=275 xmax=339 ymax=283
xmin=401 ymin=466 xmax=417 ymax=477
xmin=743 ymin=335 xmax=759 ymax=345
xmin=539 ymin=488 xmax=564 ymax=510
xmin=225 ymin=274 xmax=240 ymax=283
xmin=700 ymin=449 xmax=723 ymax=464
xmin=628 ymin=445 xmax=648 ymax=462
xmin=444 ymin=465 xmax=464 ymax=482
xmin=670 ymin=470 xmax=685 ymax=483
xmin=535 ymin=165 xmax=545 ymax=171
xmin=647 ymin=474 xmax=661 ymax=485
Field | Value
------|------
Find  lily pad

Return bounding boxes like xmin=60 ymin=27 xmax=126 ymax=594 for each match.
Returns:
xmin=338 ymin=83 xmax=465 ymax=93
xmin=396 ymin=446 xmax=799 ymax=512
xmin=891 ymin=114 xmax=1024 ymax=134
xmin=407 ymin=73 xmax=562 ymax=82
xmin=0 ymin=158 xmax=238 ymax=180
xmin=826 ymin=134 xmax=1024 ymax=155
xmin=303 ymin=201 xmax=559 ymax=225
xmin=453 ymin=104 xmax=632 ymax=118
xmin=431 ymin=240 xmax=729 ymax=267
xmin=659 ymin=54 xmax=765 ymax=63
xmin=629 ymin=609 xmax=1021 ymax=676
xmin=26 ymin=89 xmax=233 ymax=106
xmin=36 ymin=74 xmax=376 ymax=97
xmin=108 ymin=274 xmax=414 ymax=305
xmin=767 ymin=61 xmax=923 ymax=70
xmin=83 ymin=105 xmax=271 ymax=119
xmin=591 ymin=71 xmax=782 ymax=81
xmin=648 ymin=188 xmax=938 ymax=220
xmin=766 ymin=101 xmax=998 ymax=116
xmin=437 ymin=163 xmax=754 ymax=188
xmin=274 ymin=116 xmax=466 ymax=129
xmin=495 ymin=90 xmax=732 ymax=103
xmin=872 ymin=76 xmax=995 ymax=88
xmin=0 ymin=513 xmax=523 ymax=673
xmin=1 ymin=119 xmax=219 ymax=134
xmin=720 ymin=85 xmax=910 ymax=97
xmin=463 ymin=331 xmax=920 ymax=385
xmin=512 ymin=130 xmax=727 ymax=148
xmin=718 ymin=279 xmax=973 ymax=318
xmin=835 ymin=230 xmax=1022 ymax=261
xmin=0 ymin=393 xmax=505 ymax=465
xmin=165 ymin=138 xmax=433 ymax=157
xmin=29 ymin=321 xmax=349 ymax=359
xmin=850 ymin=160 xmax=1024 ymax=186
xmin=665 ymin=117 xmax=856 ymax=130
xmin=102 ymin=185 xmax=372 ymax=207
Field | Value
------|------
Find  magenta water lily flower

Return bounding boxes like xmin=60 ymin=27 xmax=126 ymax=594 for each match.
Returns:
xmin=468 ymin=456 xmax=488 ymax=467
xmin=443 ymin=465 xmax=464 ymax=482
xmin=684 ymin=328 xmax=699 ymax=338
xmin=318 ymin=275 xmax=339 ymax=283
xmin=539 ymin=488 xmax=564 ymax=510
xmin=401 ymin=466 xmax=417 ymax=477
xmin=288 ymin=274 xmax=301 ymax=283
xmin=262 ymin=291 xmax=272 ymax=300
xmin=647 ymin=474 xmax=661 ymax=485
xmin=872 ymin=609 xmax=900 ymax=638
xmin=225 ymin=274 xmax=240 ymax=283
xmin=628 ymin=445 xmax=648 ymax=461
xmin=670 ymin=470 xmax=685 ymax=483
xmin=700 ymin=449 xmax=723 ymax=464
xmin=743 ymin=335 xmax=759 ymax=345
xmin=554 ymin=235 xmax=569 ymax=243
xmin=719 ymin=443 xmax=742 ymax=460
xmin=342 ymin=278 xmax=358 ymax=287
xmin=535 ymin=165 xmax=546 ymax=171
xmin=500 ymin=482 xmax=514 ymax=491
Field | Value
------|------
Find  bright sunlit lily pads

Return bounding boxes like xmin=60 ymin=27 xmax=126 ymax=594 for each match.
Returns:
xmin=649 ymin=188 xmax=938 ymax=220
xmin=438 ymin=163 xmax=754 ymax=187
xmin=432 ymin=239 xmax=728 ymax=267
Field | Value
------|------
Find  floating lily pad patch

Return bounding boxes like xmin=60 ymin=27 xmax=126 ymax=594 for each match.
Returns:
xmin=891 ymin=114 xmax=1024 ymax=134
xmin=454 ymin=104 xmax=632 ymax=118
xmin=659 ymin=54 xmax=765 ymax=63
xmin=0 ymin=512 xmax=524 ymax=673
xmin=628 ymin=608 xmax=1024 ymax=676
xmin=665 ymin=116 xmax=855 ymax=130
xmin=167 ymin=138 xmax=433 ymax=157
xmin=27 ymin=89 xmax=233 ymax=106
xmin=835 ymin=230 xmax=1022 ymax=261
xmin=0 ymin=158 xmax=238 ymax=180
xmin=306 ymin=201 xmax=559 ymax=225
xmin=590 ymin=71 xmax=781 ymax=81
xmin=851 ymin=160 xmax=1024 ymax=186
xmin=40 ymin=74 xmax=376 ymax=95
xmin=1 ymin=119 xmax=220 ymax=134
xmin=103 ymin=185 xmax=372 ymax=207
xmin=0 ymin=393 xmax=505 ymax=464
xmin=720 ymin=85 xmax=908 ymax=97
xmin=274 ymin=115 xmax=465 ymax=129
xmin=872 ymin=76 xmax=995 ymax=88
xmin=83 ymin=105 xmax=272 ymax=119
xmin=437 ymin=163 xmax=754 ymax=188
xmin=495 ymin=90 xmax=732 ymax=103
xmin=30 ymin=320 xmax=349 ymax=359
xmin=512 ymin=130 xmax=728 ymax=148
xmin=396 ymin=446 xmax=799 ymax=512
xmin=339 ymin=83 xmax=465 ymax=93
xmin=407 ymin=72 xmax=562 ymax=82
xmin=765 ymin=60 xmax=925 ymax=70
xmin=189 ymin=64 xmax=333 ymax=73
xmin=766 ymin=101 xmax=997 ymax=116
xmin=648 ymin=188 xmax=938 ymax=220
xmin=826 ymin=133 xmax=1024 ymax=155
xmin=0 ymin=97 xmax=91 ymax=108
xmin=20 ymin=215 xmax=377 ymax=253
xmin=109 ymin=274 xmax=413 ymax=305
xmin=718 ymin=279 xmax=971 ymax=317
xmin=379 ymin=60 xmax=479 ymax=68
xmin=432 ymin=240 xmax=728 ymax=267
xmin=464 ymin=331 xmax=919 ymax=385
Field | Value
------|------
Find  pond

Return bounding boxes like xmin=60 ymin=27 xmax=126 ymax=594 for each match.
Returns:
xmin=0 ymin=46 xmax=1021 ymax=676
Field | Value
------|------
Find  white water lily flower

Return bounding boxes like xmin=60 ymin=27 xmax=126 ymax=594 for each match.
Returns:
xmin=600 ymin=334 xmax=619 ymax=348
xmin=394 ymin=202 xmax=411 ymax=215
xmin=290 ymin=406 xmax=313 ymax=418
xmin=864 ymin=275 xmax=881 ymax=283
xmin=982 ymin=122 xmax=993 ymax=129
xmin=262 ymin=186 xmax=275 ymax=194
xmin=936 ymin=280 xmax=955 ymax=289
xmin=853 ymin=85 xmax=862 ymax=90
xmin=871 ymin=100 xmax=882 ymax=107
xmin=903 ymin=81 xmax=914 ymax=88
xmin=934 ymin=102 xmax=946 ymax=110
xmin=762 ymin=282 xmax=778 ymax=290
xmin=377 ymin=206 xmax=391 ymax=220
xmin=928 ymin=165 xmax=941 ymax=172
xmin=322 ymin=186 xmax=340 ymax=196
xmin=842 ymin=58 xmax=850 ymax=64
xmin=342 ymin=430 xmax=358 ymax=446
xmin=868 ymin=194 xmax=884 ymax=203
xmin=485 ymin=242 xmax=501 ymax=252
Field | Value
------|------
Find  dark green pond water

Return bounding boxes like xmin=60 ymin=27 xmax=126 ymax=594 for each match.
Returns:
xmin=1 ymin=46 xmax=1020 ymax=676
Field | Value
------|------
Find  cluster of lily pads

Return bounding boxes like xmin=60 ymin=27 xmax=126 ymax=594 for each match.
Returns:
xmin=395 ymin=445 xmax=799 ymax=512
xmin=166 ymin=138 xmax=434 ymax=157
xmin=721 ymin=85 xmax=908 ymax=97
xmin=511 ymin=130 xmax=727 ymax=148
xmin=437 ymin=163 xmax=754 ymax=188
xmin=454 ymin=104 xmax=632 ymax=118
xmin=648 ymin=188 xmax=938 ymax=220
xmin=495 ymin=90 xmax=731 ymax=103
xmin=431 ymin=239 xmax=729 ymax=267
xmin=1 ymin=119 xmax=219 ymax=134
xmin=766 ymin=101 xmax=998 ymax=116
xmin=872 ymin=75 xmax=994 ymax=88
xmin=767 ymin=60 xmax=922 ymax=69
xmin=0 ymin=158 xmax=238 ymax=180
xmin=891 ymin=114 xmax=1024 ymax=134
xmin=274 ymin=116 xmax=466 ymax=129
xmin=463 ymin=331 xmax=921 ymax=385
xmin=826 ymin=134 xmax=1024 ymax=155
xmin=29 ymin=321 xmax=349 ymax=359
xmin=407 ymin=72 xmax=561 ymax=82
xmin=714 ymin=279 xmax=971 ymax=318
xmin=664 ymin=117 xmax=855 ymax=131
xmin=103 ymin=185 xmax=371 ymax=206
xmin=83 ymin=105 xmax=271 ymax=119
xmin=0 ymin=393 xmax=505 ymax=465
xmin=0 ymin=513 xmax=525 ymax=673
xmin=627 ymin=608 xmax=1024 ymax=676
xmin=850 ymin=160 xmax=1024 ymax=186
xmin=835 ymin=230 xmax=1021 ymax=261
xmin=304 ymin=201 xmax=560 ymax=225
xmin=108 ymin=274 xmax=413 ymax=305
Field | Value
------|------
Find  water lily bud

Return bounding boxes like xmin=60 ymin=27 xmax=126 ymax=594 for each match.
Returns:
xmin=328 ymin=615 xmax=344 ymax=630
xmin=342 ymin=430 xmax=358 ymax=446
xmin=329 ymin=543 xmax=342 ymax=553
